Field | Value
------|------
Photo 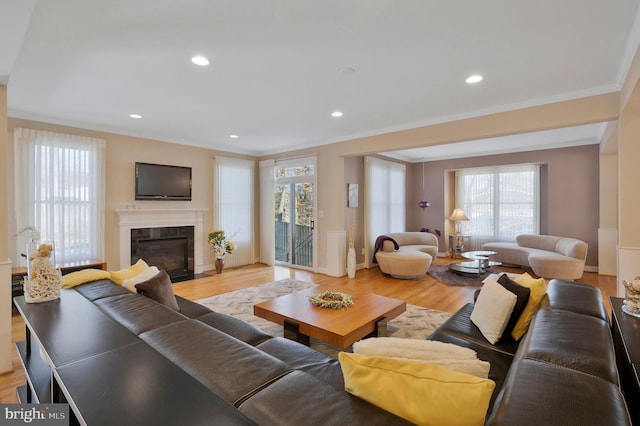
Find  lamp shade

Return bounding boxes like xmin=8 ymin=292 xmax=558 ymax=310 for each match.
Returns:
xmin=449 ymin=208 xmax=469 ymax=222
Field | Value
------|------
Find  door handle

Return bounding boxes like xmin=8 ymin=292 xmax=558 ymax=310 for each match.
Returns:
xmin=310 ymin=220 xmax=315 ymax=230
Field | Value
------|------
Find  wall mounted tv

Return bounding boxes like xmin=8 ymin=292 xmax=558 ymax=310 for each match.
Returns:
xmin=135 ymin=162 xmax=192 ymax=201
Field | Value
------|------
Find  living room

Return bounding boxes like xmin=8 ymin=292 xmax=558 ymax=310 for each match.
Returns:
xmin=2 ymin=2 xmax=640 ymax=424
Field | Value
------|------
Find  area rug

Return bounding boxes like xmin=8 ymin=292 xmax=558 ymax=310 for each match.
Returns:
xmin=428 ymin=264 xmax=489 ymax=286
xmin=196 ymin=279 xmax=451 ymax=358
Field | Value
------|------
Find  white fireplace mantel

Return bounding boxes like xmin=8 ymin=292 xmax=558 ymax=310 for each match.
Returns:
xmin=115 ymin=208 xmax=207 ymax=272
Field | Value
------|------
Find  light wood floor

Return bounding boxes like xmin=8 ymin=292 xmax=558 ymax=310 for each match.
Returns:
xmin=0 ymin=257 xmax=618 ymax=403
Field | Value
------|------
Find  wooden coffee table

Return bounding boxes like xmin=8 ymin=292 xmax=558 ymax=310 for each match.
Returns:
xmin=253 ymin=286 xmax=406 ymax=348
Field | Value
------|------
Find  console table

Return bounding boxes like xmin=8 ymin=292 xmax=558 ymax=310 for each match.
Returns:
xmin=11 ymin=259 xmax=106 ymax=302
xmin=610 ymin=297 xmax=640 ymax=425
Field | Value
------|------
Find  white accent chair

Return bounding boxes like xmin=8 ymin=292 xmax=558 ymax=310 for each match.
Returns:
xmin=482 ymin=234 xmax=588 ymax=280
xmin=374 ymin=232 xmax=438 ymax=279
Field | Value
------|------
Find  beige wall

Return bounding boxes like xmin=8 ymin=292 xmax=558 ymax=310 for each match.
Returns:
xmin=104 ymin=134 xmax=215 ymax=270
xmin=344 ymin=156 xmax=365 ymax=265
xmin=1 ymin=86 xmax=12 ymax=373
xmin=599 ymin=152 xmax=618 ymax=275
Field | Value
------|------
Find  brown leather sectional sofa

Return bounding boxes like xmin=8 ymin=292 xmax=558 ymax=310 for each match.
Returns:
xmin=429 ymin=279 xmax=631 ymax=425
xmin=60 ymin=277 xmax=629 ymax=425
xmin=69 ymin=279 xmax=411 ymax=425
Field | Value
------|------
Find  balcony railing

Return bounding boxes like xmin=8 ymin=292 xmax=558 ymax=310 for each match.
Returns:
xmin=275 ymin=220 xmax=313 ymax=267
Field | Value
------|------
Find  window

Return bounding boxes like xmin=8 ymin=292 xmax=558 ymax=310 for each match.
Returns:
xmin=213 ymin=156 xmax=255 ymax=267
xmin=456 ymin=164 xmax=539 ymax=250
xmin=14 ymin=128 xmax=105 ymax=264
xmin=365 ymin=156 xmax=406 ymax=266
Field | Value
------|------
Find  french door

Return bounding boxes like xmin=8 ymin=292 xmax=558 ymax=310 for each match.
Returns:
xmin=274 ymin=158 xmax=316 ymax=269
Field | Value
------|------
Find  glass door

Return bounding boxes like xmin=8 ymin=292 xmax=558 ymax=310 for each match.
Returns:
xmin=274 ymin=159 xmax=316 ymax=269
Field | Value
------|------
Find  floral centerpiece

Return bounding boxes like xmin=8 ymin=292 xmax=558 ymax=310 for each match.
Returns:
xmin=207 ymin=229 xmax=236 ymax=259
xmin=309 ymin=290 xmax=354 ymax=309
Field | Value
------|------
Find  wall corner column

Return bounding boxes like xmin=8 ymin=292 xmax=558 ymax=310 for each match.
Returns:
xmin=0 ymin=85 xmax=13 ymax=373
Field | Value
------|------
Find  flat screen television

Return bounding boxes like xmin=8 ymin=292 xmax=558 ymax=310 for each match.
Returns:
xmin=135 ymin=162 xmax=192 ymax=201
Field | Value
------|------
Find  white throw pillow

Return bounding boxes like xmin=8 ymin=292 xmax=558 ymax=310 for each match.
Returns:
xmin=354 ymin=337 xmax=478 ymax=360
xmin=471 ymin=279 xmax=517 ymax=344
xmin=122 ymin=266 xmax=159 ymax=293
xmin=352 ymin=337 xmax=491 ymax=379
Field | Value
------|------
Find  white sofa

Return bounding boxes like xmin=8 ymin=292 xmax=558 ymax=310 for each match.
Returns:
xmin=482 ymin=234 xmax=588 ymax=280
xmin=374 ymin=232 xmax=438 ymax=279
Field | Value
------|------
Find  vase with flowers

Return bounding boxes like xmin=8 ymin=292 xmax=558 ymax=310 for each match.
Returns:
xmin=207 ymin=229 xmax=237 ymax=274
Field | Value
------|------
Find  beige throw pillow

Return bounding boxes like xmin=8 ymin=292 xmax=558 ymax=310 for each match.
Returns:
xmin=353 ymin=337 xmax=490 ymax=379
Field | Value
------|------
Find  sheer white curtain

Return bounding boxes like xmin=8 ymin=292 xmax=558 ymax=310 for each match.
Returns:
xmin=456 ymin=164 xmax=540 ymax=250
xmin=14 ymin=128 xmax=105 ymax=264
xmin=259 ymin=159 xmax=275 ymax=265
xmin=213 ymin=156 xmax=255 ymax=267
xmin=364 ymin=156 xmax=406 ymax=267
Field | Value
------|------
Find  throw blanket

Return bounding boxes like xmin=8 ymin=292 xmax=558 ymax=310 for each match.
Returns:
xmin=372 ymin=235 xmax=399 ymax=263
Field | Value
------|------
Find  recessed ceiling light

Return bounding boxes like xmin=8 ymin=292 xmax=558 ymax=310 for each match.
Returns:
xmin=229 ymin=134 xmax=239 ymax=139
xmin=466 ymin=75 xmax=483 ymax=84
xmin=191 ymin=56 xmax=210 ymax=66
xmin=129 ymin=114 xmax=142 ymax=119
xmin=331 ymin=111 xmax=343 ymax=117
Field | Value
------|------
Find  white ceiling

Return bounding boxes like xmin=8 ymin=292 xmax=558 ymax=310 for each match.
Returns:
xmin=383 ymin=122 xmax=609 ymax=162
xmin=1 ymin=1 xmax=639 ymax=157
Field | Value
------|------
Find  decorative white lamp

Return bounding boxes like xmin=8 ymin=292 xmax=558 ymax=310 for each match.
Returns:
xmin=449 ymin=208 xmax=469 ymax=235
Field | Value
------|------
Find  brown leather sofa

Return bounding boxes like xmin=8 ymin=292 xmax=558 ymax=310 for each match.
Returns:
xmin=69 ymin=280 xmax=411 ymax=425
xmin=63 ymin=278 xmax=629 ymax=425
xmin=428 ymin=279 xmax=631 ymax=425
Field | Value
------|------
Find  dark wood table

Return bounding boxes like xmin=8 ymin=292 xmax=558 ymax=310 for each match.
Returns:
xmin=610 ymin=297 xmax=640 ymax=425
xmin=11 ymin=259 xmax=107 ymax=303
xmin=253 ymin=286 xmax=406 ymax=348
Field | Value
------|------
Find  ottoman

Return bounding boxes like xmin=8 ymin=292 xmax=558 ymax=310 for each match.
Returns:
xmin=375 ymin=250 xmax=432 ymax=279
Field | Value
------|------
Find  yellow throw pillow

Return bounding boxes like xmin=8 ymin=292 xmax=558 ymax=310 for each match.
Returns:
xmin=339 ymin=352 xmax=495 ymax=426
xmin=109 ymin=259 xmax=149 ymax=286
xmin=510 ymin=273 xmax=548 ymax=340
xmin=61 ymin=269 xmax=111 ymax=288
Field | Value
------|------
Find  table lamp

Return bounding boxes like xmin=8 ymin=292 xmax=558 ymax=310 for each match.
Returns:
xmin=449 ymin=208 xmax=469 ymax=235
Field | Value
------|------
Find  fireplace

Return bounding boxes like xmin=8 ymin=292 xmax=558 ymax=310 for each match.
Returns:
xmin=116 ymin=208 xmax=206 ymax=274
xmin=131 ymin=226 xmax=194 ymax=282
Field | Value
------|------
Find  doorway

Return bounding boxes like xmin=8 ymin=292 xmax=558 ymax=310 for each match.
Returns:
xmin=274 ymin=158 xmax=316 ymax=269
